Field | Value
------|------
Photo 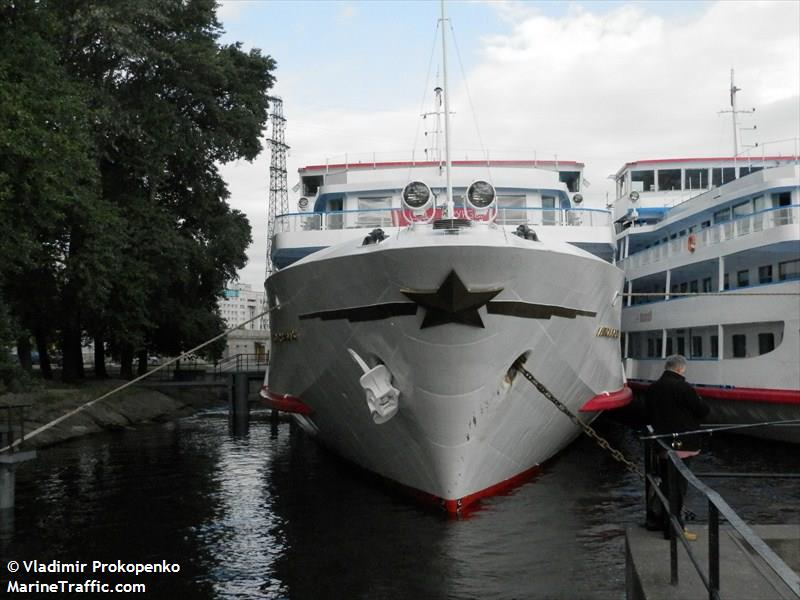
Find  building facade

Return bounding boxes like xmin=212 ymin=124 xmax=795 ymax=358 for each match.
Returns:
xmin=219 ymin=283 xmax=268 ymax=360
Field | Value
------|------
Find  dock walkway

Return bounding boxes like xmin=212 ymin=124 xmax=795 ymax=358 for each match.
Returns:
xmin=627 ymin=524 xmax=800 ymax=599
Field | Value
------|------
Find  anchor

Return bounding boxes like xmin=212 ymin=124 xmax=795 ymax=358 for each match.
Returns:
xmin=348 ymin=349 xmax=399 ymax=424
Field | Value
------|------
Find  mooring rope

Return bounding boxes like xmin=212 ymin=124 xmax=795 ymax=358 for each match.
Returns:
xmin=639 ymin=419 xmax=800 ymax=440
xmin=0 ymin=307 xmax=273 ymax=453
xmin=623 ymin=291 xmax=800 ymax=297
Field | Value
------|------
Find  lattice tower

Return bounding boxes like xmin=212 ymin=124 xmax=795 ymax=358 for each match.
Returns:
xmin=263 ymin=96 xmax=289 ymax=329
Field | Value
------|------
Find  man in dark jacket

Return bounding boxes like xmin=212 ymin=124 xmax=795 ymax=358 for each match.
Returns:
xmin=644 ymin=354 xmax=709 ymax=540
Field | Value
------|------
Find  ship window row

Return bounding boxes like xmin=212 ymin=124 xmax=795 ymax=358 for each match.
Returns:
xmin=628 ymin=259 xmax=800 ymax=305
xmin=627 ymin=165 xmax=764 ymax=193
xmin=631 ymin=191 xmax=793 ymax=255
xmin=624 ymin=322 xmax=782 ymax=360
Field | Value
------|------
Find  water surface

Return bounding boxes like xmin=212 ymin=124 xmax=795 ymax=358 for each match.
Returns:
xmin=1 ymin=408 xmax=796 ymax=599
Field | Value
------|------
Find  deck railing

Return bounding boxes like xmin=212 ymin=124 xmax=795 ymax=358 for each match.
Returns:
xmin=643 ymin=434 xmax=800 ymax=599
xmin=274 ymin=206 xmax=611 ymax=234
xmin=622 ymin=205 xmax=799 ymax=270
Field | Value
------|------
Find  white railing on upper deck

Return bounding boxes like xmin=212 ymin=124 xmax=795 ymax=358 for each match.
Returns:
xmin=273 ymin=206 xmax=612 ymax=234
xmin=299 ymin=149 xmax=574 ymax=171
xmin=621 ymin=206 xmax=799 ymax=270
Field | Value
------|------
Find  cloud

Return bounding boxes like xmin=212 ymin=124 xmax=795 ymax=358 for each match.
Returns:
xmin=223 ymin=0 xmax=800 ymax=287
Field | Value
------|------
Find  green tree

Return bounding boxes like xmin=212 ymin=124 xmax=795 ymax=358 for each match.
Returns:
xmin=0 ymin=1 xmax=103 ymax=381
xmin=55 ymin=0 xmax=273 ymax=378
xmin=1 ymin=0 xmax=274 ymax=383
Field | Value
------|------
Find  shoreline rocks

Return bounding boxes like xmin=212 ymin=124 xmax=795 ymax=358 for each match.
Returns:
xmin=0 ymin=380 xmax=226 ymax=449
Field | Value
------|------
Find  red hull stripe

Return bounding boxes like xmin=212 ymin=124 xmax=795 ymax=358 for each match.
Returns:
xmin=259 ymin=386 xmax=313 ymax=415
xmin=578 ymin=385 xmax=633 ymax=412
xmin=404 ymin=464 xmax=543 ymax=516
xmin=444 ymin=464 xmax=542 ymax=515
xmin=628 ymin=381 xmax=800 ymax=406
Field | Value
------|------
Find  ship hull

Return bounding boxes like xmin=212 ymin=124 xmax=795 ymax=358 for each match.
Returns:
xmin=264 ymin=226 xmax=626 ymax=512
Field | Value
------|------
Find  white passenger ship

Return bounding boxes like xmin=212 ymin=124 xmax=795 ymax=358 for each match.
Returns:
xmin=614 ymin=154 xmax=800 ymax=443
xmin=261 ymin=154 xmax=630 ymax=514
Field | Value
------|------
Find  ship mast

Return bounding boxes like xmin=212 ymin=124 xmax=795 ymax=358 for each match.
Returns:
xmin=440 ymin=0 xmax=454 ymax=218
xmin=729 ymin=69 xmax=740 ymax=156
xmin=718 ymin=69 xmax=755 ymax=157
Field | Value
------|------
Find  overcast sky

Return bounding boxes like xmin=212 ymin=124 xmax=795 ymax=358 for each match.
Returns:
xmin=216 ymin=0 xmax=800 ymax=289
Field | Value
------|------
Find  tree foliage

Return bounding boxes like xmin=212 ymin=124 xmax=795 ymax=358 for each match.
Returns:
xmin=0 ymin=0 xmax=275 ymax=383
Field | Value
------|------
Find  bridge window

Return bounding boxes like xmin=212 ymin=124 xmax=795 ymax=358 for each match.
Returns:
xmin=690 ymin=280 xmax=699 ymax=294
xmin=302 ymin=175 xmax=324 ymax=196
xmin=759 ymin=265 xmax=773 ymax=284
xmin=732 ymin=334 xmax=747 ymax=358
xmin=737 ymin=270 xmax=749 ymax=287
xmin=631 ymin=170 xmax=655 ymax=192
xmin=733 ymin=200 xmax=752 ymax=217
xmin=658 ymin=169 xmax=681 ymax=191
xmin=542 ymin=196 xmax=557 ymax=225
xmin=691 ymin=336 xmax=702 ymax=358
xmin=711 ymin=335 xmax=719 ymax=358
xmin=714 ymin=207 xmax=731 ymax=223
xmin=685 ymin=169 xmax=708 ymax=190
xmin=356 ymin=196 xmax=392 ymax=227
xmin=779 ymin=259 xmax=800 ymax=281
xmin=712 ymin=167 xmax=736 ymax=186
xmin=758 ymin=333 xmax=775 ymax=355
xmin=702 ymin=277 xmax=712 ymax=292
xmin=497 ymin=195 xmax=527 ymax=225
xmin=772 ymin=191 xmax=791 ymax=207
xmin=559 ymin=171 xmax=580 ymax=192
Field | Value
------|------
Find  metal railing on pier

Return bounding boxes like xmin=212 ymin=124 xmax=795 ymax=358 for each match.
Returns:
xmin=0 ymin=404 xmax=29 ymax=454
xmin=213 ymin=353 xmax=268 ymax=378
xmin=643 ymin=435 xmax=800 ymax=599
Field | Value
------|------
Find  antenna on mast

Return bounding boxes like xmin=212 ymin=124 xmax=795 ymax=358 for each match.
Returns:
xmin=718 ymin=69 xmax=755 ymax=156
xmin=421 ymin=86 xmax=444 ymax=167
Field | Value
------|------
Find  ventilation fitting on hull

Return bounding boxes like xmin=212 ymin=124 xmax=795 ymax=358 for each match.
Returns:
xmin=348 ymin=349 xmax=399 ymax=424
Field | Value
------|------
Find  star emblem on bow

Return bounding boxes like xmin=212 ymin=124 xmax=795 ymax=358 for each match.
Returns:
xmin=401 ymin=270 xmax=503 ymax=329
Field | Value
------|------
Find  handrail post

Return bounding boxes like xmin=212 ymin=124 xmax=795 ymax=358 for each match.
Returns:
xmin=709 ymin=502 xmax=720 ymax=600
xmin=668 ymin=457 xmax=679 ymax=585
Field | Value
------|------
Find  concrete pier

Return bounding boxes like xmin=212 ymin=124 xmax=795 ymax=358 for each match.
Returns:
xmin=0 ymin=450 xmax=37 ymax=510
xmin=626 ymin=524 xmax=800 ymax=599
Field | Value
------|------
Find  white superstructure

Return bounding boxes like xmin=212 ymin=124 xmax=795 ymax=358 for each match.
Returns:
xmin=613 ymin=155 xmax=800 ymax=443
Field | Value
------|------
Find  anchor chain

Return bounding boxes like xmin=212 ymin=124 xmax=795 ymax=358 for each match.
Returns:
xmin=516 ymin=364 xmax=644 ymax=479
